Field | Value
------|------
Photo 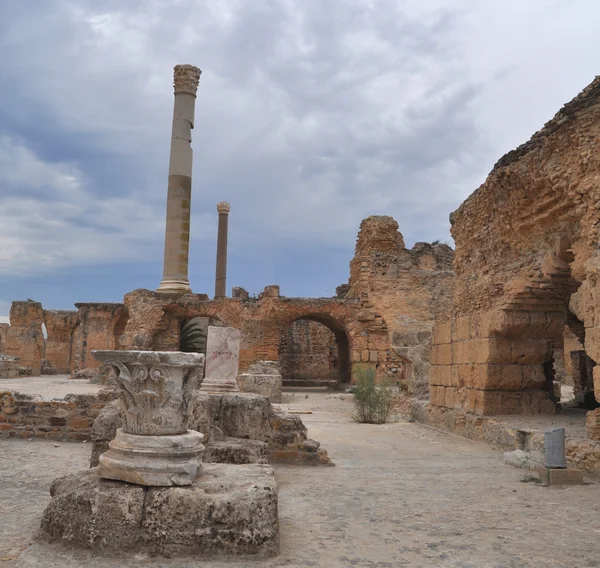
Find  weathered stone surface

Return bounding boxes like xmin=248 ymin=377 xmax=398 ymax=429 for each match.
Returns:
xmin=429 ymin=77 xmax=600 ymax=417
xmin=92 ymin=350 xmax=204 ymax=436
xmin=90 ymin=391 xmax=332 ymax=466
xmin=269 ymin=439 xmax=334 ymax=466
xmin=144 ymin=463 xmax=278 ymax=557
xmin=40 ymin=464 xmax=279 ymax=557
xmin=237 ymin=373 xmax=283 ymax=402
xmin=41 ymin=469 xmax=145 ymax=550
xmin=537 ymin=466 xmax=585 ymax=486
xmin=200 ymin=326 xmax=240 ymax=393
xmin=503 ymin=449 xmax=544 ymax=469
xmin=99 ymin=428 xmax=205 ymax=486
xmin=92 ymin=350 xmax=205 ymax=486
xmin=247 ymin=360 xmax=280 ymax=375
xmin=203 ymin=438 xmax=268 ymax=464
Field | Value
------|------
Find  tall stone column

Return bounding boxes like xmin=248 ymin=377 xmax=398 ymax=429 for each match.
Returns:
xmin=214 ymin=201 xmax=230 ymax=299
xmin=157 ymin=64 xmax=202 ymax=294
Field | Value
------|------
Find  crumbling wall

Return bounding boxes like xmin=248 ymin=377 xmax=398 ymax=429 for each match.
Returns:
xmin=279 ymin=319 xmax=337 ymax=385
xmin=116 ymin=286 xmax=395 ymax=386
xmin=72 ymin=303 xmax=127 ymax=371
xmin=43 ymin=310 xmax=78 ymax=374
xmin=346 ymin=216 xmax=455 ymax=396
xmin=3 ymin=301 xmax=45 ymax=375
xmin=430 ymin=77 xmax=600 ymax=426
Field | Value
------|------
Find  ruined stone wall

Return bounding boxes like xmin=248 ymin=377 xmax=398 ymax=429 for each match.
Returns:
xmin=0 ymin=323 xmax=8 ymax=352
xmin=346 ymin=216 xmax=455 ymax=396
xmin=0 ymin=390 xmax=114 ymax=440
xmin=43 ymin=310 xmax=78 ymax=374
xmin=117 ymin=287 xmax=396 ymax=385
xmin=3 ymin=301 xmax=45 ymax=375
xmin=279 ymin=319 xmax=337 ymax=384
xmin=429 ymin=77 xmax=600 ymax=425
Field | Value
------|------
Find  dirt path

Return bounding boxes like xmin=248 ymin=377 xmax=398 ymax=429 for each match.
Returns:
xmin=1 ymin=393 xmax=599 ymax=567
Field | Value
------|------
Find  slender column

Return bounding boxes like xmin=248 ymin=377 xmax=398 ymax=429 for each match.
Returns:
xmin=157 ymin=64 xmax=202 ymax=294
xmin=214 ymin=201 xmax=230 ymax=299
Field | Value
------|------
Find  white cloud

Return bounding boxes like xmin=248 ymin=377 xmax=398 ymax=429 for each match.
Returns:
xmin=0 ymin=0 xmax=599 ymax=290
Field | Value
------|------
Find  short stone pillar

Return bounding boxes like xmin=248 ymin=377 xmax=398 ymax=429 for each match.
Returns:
xmin=92 ymin=350 xmax=205 ymax=486
xmin=199 ymin=326 xmax=241 ymax=393
xmin=237 ymin=361 xmax=283 ymax=403
xmin=544 ymin=427 xmax=566 ymax=469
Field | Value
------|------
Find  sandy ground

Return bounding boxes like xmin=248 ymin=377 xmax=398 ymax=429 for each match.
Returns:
xmin=0 ymin=376 xmax=100 ymax=398
xmin=1 ymin=393 xmax=599 ymax=568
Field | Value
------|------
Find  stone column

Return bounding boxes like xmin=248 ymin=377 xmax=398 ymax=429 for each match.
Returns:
xmin=157 ymin=64 xmax=202 ymax=295
xmin=214 ymin=201 xmax=230 ymax=299
xmin=92 ymin=350 xmax=205 ymax=486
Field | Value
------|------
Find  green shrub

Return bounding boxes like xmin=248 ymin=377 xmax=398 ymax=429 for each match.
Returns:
xmin=352 ymin=367 xmax=393 ymax=424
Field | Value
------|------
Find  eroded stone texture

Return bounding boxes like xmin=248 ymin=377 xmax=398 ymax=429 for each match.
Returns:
xmin=346 ymin=216 xmax=455 ymax=396
xmin=200 ymin=326 xmax=240 ymax=393
xmin=40 ymin=465 xmax=279 ymax=557
xmin=41 ymin=470 xmax=145 ymax=550
xmin=237 ymin=360 xmax=283 ymax=402
xmin=91 ymin=392 xmax=333 ymax=467
xmin=430 ymin=77 xmax=600 ymax=421
xmin=93 ymin=350 xmax=205 ymax=486
xmin=279 ymin=320 xmax=338 ymax=386
xmin=3 ymin=301 xmax=44 ymax=375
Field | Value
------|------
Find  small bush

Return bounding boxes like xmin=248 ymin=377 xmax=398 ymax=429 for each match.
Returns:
xmin=352 ymin=367 xmax=393 ymax=424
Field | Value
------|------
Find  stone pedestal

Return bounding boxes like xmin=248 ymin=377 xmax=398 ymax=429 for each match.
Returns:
xmin=200 ymin=326 xmax=240 ymax=393
xmin=99 ymin=429 xmax=205 ymax=486
xmin=237 ymin=360 xmax=283 ymax=402
xmin=537 ymin=466 xmax=584 ymax=486
xmin=92 ymin=350 xmax=205 ymax=486
xmin=41 ymin=465 xmax=279 ymax=557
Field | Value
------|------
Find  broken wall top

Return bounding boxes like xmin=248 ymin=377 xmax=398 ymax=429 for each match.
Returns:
xmin=449 ymin=76 xmax=600 ymax=316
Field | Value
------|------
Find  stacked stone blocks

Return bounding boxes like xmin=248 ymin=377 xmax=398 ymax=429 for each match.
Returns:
xmin=430 ymin=309 xmax=559 ymax=415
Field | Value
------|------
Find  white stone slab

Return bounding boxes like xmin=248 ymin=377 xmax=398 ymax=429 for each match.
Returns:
xmin=203 ymin=326 xmax=240 ymax=387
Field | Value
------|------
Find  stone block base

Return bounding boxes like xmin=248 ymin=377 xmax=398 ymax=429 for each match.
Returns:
xmin=537 ymin=466 xmax=584 ymax=486
xmin=41 ymin=464 xmax=279 ymax=557
xmin=269 ymin=439 xmax=334 ymax=466
xmin=204 ymin=437 xmax=268 ymax=464
xmin=237 ymin=373 xmax=283 ymax=402
xmin=199 ymin=378 xmax=239 ymax=393
xmin=99 ymin=429 xmax=204 ymax=487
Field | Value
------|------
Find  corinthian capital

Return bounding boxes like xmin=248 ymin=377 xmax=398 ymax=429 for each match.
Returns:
xmin=173 ymin=64 xmax=202 ymax=95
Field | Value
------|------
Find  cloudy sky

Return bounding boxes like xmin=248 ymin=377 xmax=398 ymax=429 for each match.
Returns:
xmin=0 ymin=0 xmax=597 ymax=315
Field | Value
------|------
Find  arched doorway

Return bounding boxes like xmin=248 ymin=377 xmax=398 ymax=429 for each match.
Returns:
xmin=278 ymin=315 xmax=351 ymax=388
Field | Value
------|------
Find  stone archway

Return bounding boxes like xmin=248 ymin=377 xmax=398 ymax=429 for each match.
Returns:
xmin=278 ymin=314 xmax=351 ymax=388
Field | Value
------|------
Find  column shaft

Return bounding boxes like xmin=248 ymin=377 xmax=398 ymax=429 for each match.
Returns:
xmin=214 ymin=202 xmax=230 ymax=298
xmin=157 ymin=65 xmax=201 ymax=294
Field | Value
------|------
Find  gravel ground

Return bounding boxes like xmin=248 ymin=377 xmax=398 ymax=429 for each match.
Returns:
xmin=1 ymin=393 xmax=599 ymax=567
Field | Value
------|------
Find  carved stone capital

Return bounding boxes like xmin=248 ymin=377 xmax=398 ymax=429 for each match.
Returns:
xmin=173 ymin=64 xmax=201 ymax=95
xmin=217 ymin=201 xmax=231 ymax=214
xmin=92 ymin=350 xmax=204 ymax=436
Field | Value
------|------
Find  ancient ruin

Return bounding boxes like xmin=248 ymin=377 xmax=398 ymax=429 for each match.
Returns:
xmin=1 ymin=51 xmax=600 ymax=566
xmin=157 ymin=64 xmax=201 ymax=294
xmin=41 ymin=348 xmax=280 ymax=556
xmin=428 ymin=77 xmax=600 ymax=439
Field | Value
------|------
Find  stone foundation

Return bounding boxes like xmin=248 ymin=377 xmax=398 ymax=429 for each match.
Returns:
xmin=237 ymin=361 xmax=283 ymax=402
xmin=91 ymin=391 xmax=333 ymax=467
xmin=40 ymin=465 xmax=279 ymax=557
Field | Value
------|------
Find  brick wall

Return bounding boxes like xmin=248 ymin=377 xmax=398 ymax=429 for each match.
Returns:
xmin=0 ymin=390 xmax=114 ymax=440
